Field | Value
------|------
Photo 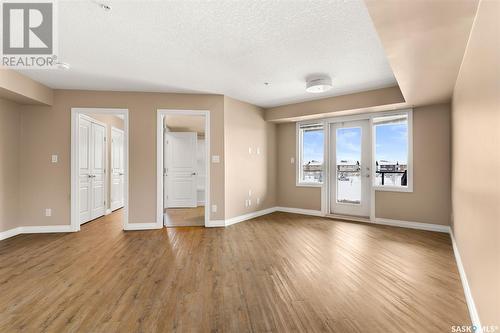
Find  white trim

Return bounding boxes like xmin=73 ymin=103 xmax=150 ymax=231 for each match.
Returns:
xmin=450 ymin=230 xmax=483 ymax=332
xmin=71 ymin=108 xmax=130 ymax=232
xmin=157 ymin=109 xmax=211 ymax=228
xmin=373 ymin=218 xmax=450 ymax=233
xmin=275 ymin=206 xmax=323 ymax=216
xmin=206 ymin=220 xmax=225 ymax=228
xmin=0 ymin=227 xmax=23 ymax=240
xmin=21 ymin=225 xmax=74 ymax=233
xmin=225 ymin=207 xmax=277 ymax=226
xmin=105 ymin=209 xmax=112 ymax=215
xmin=124 ymin=223 xmax=162 ymax=231
xmin=0 ymin=225 xmax=75 ymax=241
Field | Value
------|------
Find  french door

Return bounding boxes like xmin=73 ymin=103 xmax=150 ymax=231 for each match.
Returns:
xmin=329 ymin=120 xmax=371 ymax=217
xmin=79 ymin=116 xmax=107 ymax=224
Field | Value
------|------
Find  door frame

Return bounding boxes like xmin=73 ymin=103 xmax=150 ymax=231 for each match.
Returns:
xmin=71 ymin=108 xmax=129 ymax=231
xmin=157 ymin=109 xmax=210 ymax=228
xmin=110 ymin=126 xmax=125 ymax=211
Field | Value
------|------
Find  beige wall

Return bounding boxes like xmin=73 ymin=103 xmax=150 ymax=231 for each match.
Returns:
xmin=376 ymin=104 xmax=451 ymax=225
xmin=265 ymin=86 xmax=405 ymax=122
xmin=18 ymin=90 xmax=225 ymax=227
xmin=224 ymin=97 xmax=276 ymax=219
xmin=276 ymin=122 xmax=321 ymax=210
xmin=0 ymin=98 xmax=21 ymax=232
xmin=83 ymin=113 xmax=124 ymax=212
xmin=0 ymin=69 xmax=53 ymax=105
xmin=451 ymin=0 xmax=500 ymax=326
xmin=276 ymin=104 xmax=452 ymax=225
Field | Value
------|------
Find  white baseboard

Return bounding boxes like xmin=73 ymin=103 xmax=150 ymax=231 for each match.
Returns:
xmin=0 ymin=227 xmax=23 ymax=240
xmin=197 ymin=201 xmax=205 ymax=206
xmin=450 ymin=230 xmax=483 ymax=332
xmin=275 ymin=206 xmax=323 ymax=217
xmin=124 ymin=223 xmax=162 ymax=231
xmin=105 ymin=209 xmax=112 ymax=215
xmin=22 ymin=225 xmax=74 ymax=233
xmin=206 ymin=220 xmax=225 ymax=228
xmin=0 ymin=225 xmax=75 ymax=241
xmin=225 ymin=207 xmax=277 ymax=226
xmin=373 ymin=218 xmax=450 ymax=233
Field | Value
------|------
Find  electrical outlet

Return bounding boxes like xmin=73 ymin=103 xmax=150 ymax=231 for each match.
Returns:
xmin=51 ymin=155 xmax=58 ymax=163
xmin=211 ymin=204 xmax=217 ymax=213
xmin=290 ymin=157 xmax=295 ymax=164
xmin=257 ymin=197 xmax=260 ymax=205
xmin=45 ymin=208 xmax=52 ymax=217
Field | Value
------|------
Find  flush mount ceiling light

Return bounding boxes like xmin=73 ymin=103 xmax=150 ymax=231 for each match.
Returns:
xmin=305 ymin=75 xmax=333 ymax=93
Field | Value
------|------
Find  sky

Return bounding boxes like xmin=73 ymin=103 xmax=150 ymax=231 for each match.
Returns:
xmin=302 ymin=123 xmax=408 ymax=164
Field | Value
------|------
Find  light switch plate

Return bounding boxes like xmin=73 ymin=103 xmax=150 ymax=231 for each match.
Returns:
xmin=211 ymin=204 xmax=217 ymax=213
xmin=45 ymin=208 xmax=52 ymax=217
xmin=51 ymin=155 xmax=58 ymax=163
xmin=290 ymin=157 xmax=295 ymax=164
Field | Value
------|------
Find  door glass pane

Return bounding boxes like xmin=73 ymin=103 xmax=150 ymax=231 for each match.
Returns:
xmin=336 ymin=127 xmax=361 ymax=204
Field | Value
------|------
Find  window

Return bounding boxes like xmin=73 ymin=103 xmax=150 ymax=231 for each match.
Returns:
xmin=297 ymin=123 xmax=324 ymax=186
xmin=373 ymin=112 xmax=412 ymax=191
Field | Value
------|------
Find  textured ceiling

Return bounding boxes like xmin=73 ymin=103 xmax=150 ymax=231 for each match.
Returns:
xmin=18 ymin=0 xmax=396 ymax=107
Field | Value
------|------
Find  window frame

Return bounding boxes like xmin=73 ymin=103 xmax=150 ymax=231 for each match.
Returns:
xmin=296 ymin=121 xmax=325 ymax=187
xmin=371 ymin=109 xmax=413 ymax=193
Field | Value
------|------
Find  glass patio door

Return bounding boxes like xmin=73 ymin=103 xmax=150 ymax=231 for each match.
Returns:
xmin=330 ymin=120 xmax=371 ymax=217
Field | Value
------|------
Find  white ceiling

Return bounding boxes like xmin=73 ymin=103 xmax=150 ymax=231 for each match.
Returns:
xmin=18 ymin=0 xmax=396 ymax=108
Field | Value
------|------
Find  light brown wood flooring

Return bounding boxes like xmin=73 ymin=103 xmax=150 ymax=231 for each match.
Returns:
xmin=0 ymin=210 xmax=470 ymax=332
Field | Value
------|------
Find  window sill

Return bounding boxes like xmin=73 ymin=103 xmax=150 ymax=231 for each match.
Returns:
xmin=374 ymin=186 xmax=413 ymax=193
xmin=296 ymin=182 xmax=323 ymax=188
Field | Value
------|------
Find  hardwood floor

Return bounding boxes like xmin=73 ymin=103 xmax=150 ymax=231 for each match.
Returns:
xmin=0 ymin=211 xmax=469 ymax=332
xmin=164 ymin=206 xmax=205 ymax=226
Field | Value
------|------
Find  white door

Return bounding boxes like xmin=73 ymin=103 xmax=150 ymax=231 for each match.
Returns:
xmin=79 ymin=117 xmax=92 ymax=223
xmin=111 ymin=127 xmax=124 ymax=211
xmin=330 ymin=120 xmax=371 ymax=217
xmin=165 ymin=132 xmax=198 ymax=208
xmin=79 ymin=116 xmax=107 ymax=224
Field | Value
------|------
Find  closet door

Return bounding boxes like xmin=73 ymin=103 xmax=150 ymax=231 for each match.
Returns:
xmin=111 ymin=127 xmax=124 ymax=211
xmin=90 ymin=122 xmax=107 ymax=220
xmin=79 ymin=117 xmax=92 ymax=224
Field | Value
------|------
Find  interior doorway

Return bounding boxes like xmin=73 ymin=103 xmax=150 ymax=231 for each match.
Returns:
xmin=71 ymin=108 xmax=129 ymax=231
xmin=157 ymin=110 xmax=210 ymax=227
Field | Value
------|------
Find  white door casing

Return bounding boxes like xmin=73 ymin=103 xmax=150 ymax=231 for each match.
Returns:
xmin=165 ymin=132 xmax=198 ymax=208
xmin=111 ymin=127 xmax=124 ymax=211
xmin=79 ymin=115 xmax=107 ymax=225
xmin=330 ymin=120 xmax=371 ymax=217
